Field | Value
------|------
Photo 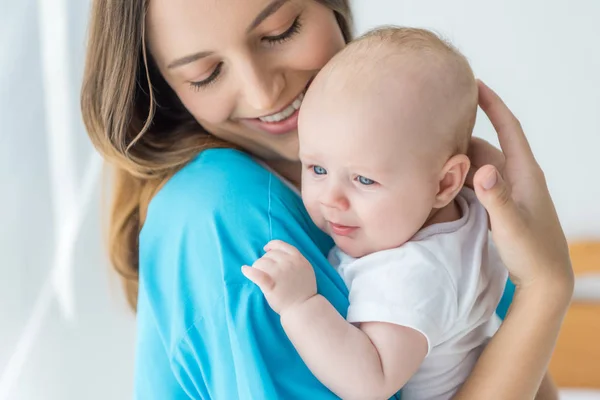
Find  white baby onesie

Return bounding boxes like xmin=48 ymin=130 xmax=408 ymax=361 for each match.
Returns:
xmin=328 ymin=188 xmax=508 ymax=400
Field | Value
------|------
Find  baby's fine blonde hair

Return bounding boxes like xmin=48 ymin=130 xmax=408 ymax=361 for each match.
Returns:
xmin=321 ymin=26 xmax=478 ymax=155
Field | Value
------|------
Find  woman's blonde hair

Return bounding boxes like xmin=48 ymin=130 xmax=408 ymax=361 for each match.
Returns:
xmin=81 ymin=0 xmax=354 ymax=310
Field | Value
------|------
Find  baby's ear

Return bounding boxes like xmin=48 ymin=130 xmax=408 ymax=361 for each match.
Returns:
xmin=433 ymin=154 xmax=470 ymax=208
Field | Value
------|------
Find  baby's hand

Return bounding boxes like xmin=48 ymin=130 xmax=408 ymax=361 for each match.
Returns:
xmin=242 ymin=240 xmax=317 ymax=315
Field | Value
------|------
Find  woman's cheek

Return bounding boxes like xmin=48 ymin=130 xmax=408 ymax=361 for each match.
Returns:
xmin=291 ymin=14 xmax=345 ymax=71
xmin=299 ymin=37 xmax=343 ymax=72
xmin=178 ymin=87 xmax=236 ymax=125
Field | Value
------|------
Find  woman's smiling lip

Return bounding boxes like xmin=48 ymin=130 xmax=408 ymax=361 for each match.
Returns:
xmin=238 ymin=79 xmax=314 ymax=136
xmin=240 ymin=107 xmax=300 ymax=136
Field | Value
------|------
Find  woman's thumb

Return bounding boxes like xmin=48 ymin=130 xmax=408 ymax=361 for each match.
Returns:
xmin=473 ymin=165 xmax=517 ymax=225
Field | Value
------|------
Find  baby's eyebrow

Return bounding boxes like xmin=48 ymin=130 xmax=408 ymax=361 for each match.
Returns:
xmin=348 ymin=163 xmax=383 ymax=175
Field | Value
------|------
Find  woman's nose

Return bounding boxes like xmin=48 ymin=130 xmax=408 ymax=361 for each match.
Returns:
xmin=239 ymin=57 xmax=285 ymax=112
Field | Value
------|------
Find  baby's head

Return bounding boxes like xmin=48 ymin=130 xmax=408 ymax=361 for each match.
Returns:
xmin=298 ymin=27 xmax=478 ymax=258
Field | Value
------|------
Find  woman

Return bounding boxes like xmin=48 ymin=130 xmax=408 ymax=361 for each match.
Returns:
xmin=81 ymin=0 xmax=573 ymax=399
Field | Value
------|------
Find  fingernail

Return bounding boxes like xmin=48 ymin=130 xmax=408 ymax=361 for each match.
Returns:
xmin=482 ymin=169 xmax=498 ymax=190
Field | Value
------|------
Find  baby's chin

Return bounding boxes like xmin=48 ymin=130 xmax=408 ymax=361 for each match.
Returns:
xmin=334 ymin=236 xmax=410 ymax=258
xmin=333 ymin=237 xmax=372 ymax=259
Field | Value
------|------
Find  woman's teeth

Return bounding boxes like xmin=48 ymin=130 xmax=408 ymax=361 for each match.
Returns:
xmin=259 ymin=92 xmax=304 ymax=123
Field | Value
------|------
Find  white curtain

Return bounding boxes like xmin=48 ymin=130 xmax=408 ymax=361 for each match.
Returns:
xmin=0 ymin=1 xmax=135 ymax=399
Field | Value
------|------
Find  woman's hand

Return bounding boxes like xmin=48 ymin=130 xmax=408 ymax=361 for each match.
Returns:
xmin=468 ymin=81 xmax=573 ymax=294
xmin=456 ymin=81 xmax=573 ymax=400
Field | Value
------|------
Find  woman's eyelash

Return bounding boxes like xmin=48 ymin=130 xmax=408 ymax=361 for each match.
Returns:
xmin=189 ymin=62 xmax=223 ymax=91
xmin=264 ymin=16 xmax=302 ymax=45
xmin=188 ymin=15 xmax=302 ymax=91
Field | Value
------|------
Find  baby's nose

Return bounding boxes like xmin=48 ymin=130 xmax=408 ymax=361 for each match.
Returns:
xmin=319 ymin=187 xmax=350 ymax=211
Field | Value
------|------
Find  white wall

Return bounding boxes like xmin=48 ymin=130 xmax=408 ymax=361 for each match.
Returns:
xmin=352 ymin=0 xmax=600 ymax=239
xmin=0 ymin=1 xmax=135 ymax=400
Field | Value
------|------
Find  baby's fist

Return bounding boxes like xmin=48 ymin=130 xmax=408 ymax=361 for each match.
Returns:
xmin=242 ymin=240 xmax=317 ymax=314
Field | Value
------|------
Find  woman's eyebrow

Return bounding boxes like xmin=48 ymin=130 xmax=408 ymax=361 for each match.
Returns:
xmin=168 ymin=51 xmax=213 ymax=69
xmin=167 ymin=0 xmax=290 ymax=70
xmin=247 ymin=0 xmax=290 ymax=33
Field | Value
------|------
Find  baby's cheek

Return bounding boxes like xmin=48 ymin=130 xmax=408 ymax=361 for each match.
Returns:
xmin=302 ymin=191 xmax=324 ymax=226
xmin=371 ymin=211 xmax=411 ymax=249
xmin=305 ymin=199 xmax=322 ymax=223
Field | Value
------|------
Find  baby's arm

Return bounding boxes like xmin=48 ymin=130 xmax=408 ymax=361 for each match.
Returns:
xmin=242 ymin=240 xmax=428 ymax=400
xmin=284 ymin=295 xmax=427 ymax=399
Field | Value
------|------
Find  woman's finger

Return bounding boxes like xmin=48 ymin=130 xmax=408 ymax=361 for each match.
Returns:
xmin=241 ymin=265 xmax=275 ymax=291
xmin=465 ymin=166 xmax=476 ymax=190
xmin=472 ymin=164 xmax=526 ymax=278
xmin=468 ymin=137 xmax=505 ymax=171
xmin=477 ymin=80 xmax=534 ymax=165
xmin=466 ymin=138 xmax=504 ymax=190
xmin=473 ymin=165 xmax=512 ymax=211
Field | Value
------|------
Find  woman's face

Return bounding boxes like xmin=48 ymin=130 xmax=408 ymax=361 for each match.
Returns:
xmin=146 ymin=0 xmax=346 ymax=161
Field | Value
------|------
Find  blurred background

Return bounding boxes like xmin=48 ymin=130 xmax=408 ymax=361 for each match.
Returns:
xmin=1 ymin=0 xmax=598 ymax=399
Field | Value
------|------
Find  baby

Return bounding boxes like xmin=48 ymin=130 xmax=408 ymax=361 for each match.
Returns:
xmin=242 ymin=27 xmax=507 ymax=400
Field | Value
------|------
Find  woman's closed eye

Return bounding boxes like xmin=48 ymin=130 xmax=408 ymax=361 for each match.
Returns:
xmin=189 ymin=62 xmax=224 ymax=91
xmin=189 ymin=16 xmax=303 ymax=91
xmin=262 ymin=15 xmax=302 ymax=46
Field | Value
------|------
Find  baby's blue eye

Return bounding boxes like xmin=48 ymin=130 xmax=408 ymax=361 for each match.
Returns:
xmin=313 ymin=166 xmax=327 ymax=175
xmin=357 ymin=176 xmax=376 ymax=185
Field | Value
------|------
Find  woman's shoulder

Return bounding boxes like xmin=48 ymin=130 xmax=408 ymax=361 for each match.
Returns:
xmin=140 ymin=147 xmax=309 ymax=249
xmin=136 ymin=149 xmax=339 ymax=366
xmin=138 ymin=149 xmax=278 ymax=345
xmin=175 ymin=147 xmax=269 ymax=187
xmin=153 ymin=148 xmax=270 ymax=210
xmin=144 ymin=148 xmax=283 ymax=228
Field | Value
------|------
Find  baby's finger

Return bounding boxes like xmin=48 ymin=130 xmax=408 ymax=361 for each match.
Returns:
xmin=262 ymin=249 xmax=295 ymax=266
xmin=252 ymin=256 xmax=279 ymax=275
xmin=264 ymin=240 xmax=300 ymax=256
xmin=241 ymin=265 xmax=275 ymax=291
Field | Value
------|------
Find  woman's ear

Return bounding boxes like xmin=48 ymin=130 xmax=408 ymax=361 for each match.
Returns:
xmin=433 ymin=154 xmax=471 ymax=208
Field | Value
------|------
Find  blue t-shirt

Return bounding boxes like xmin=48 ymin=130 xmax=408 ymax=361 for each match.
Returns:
xmin=133 ymin=148 xmax=514 ymax=399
